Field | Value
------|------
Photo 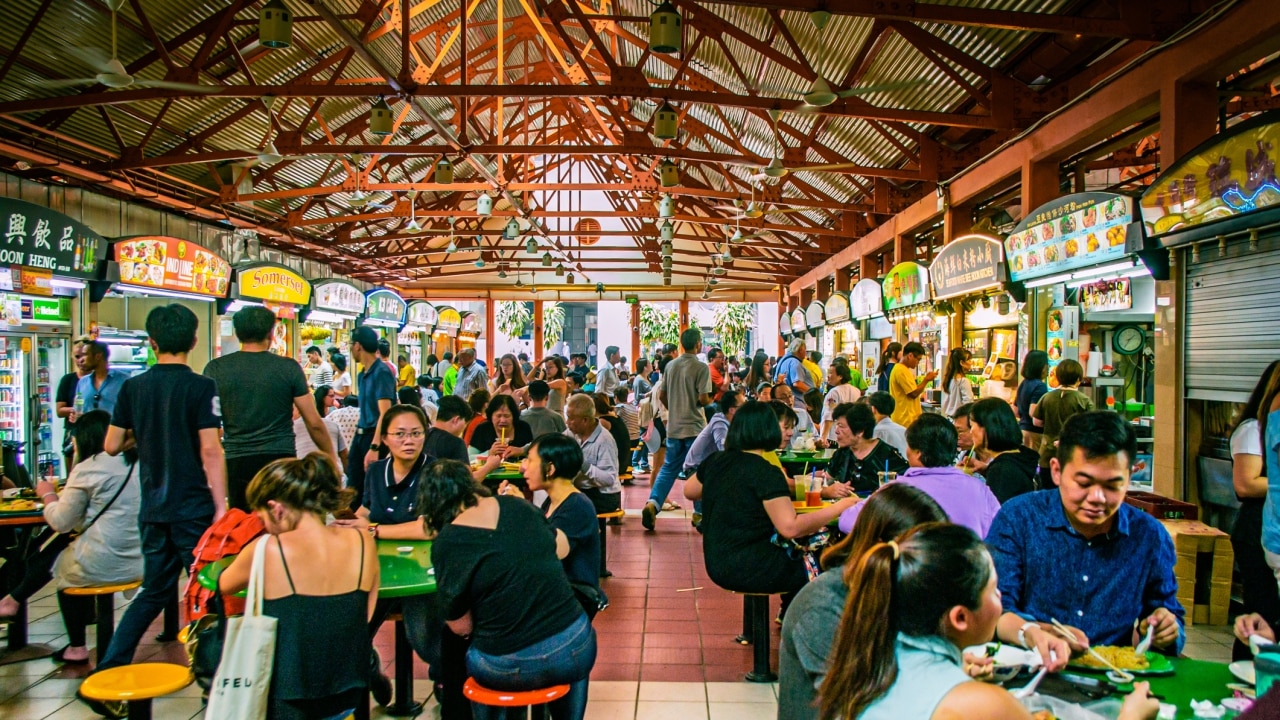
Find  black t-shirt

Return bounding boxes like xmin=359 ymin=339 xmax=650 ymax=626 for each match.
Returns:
xmin=541 ymin=492 xmax=601 ymax=590
xmin=363 ymin=454 xmax=433 ymax=524
xmin=698 ymin=450 xmax=807 ymax=595
xmin=468 ymin=420 xmax=534 ymax=453
xmin=56 ymin=372 xmax=78 ymax=433
xmin=432 ymin=496 xmax=582 ymax=655
xmin=203 ymin=351 xmax=308 ymax=458
xmin=600 ymin=415 xmax=632 ymax=467
xmin=111 ymin=364 xmax=221 ymax=523
xmin=827 ymin=440 xmax=910 ymax=494
xmin=983 ymin=446 xmax=1041 ymax=504
xmin=423 ymin=427 xmax=469 ymax=465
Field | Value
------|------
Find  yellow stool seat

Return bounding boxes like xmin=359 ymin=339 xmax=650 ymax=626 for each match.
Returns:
xmin=176 ymin=625 xmax=190 ymax=645
xmin=79 ymin=663 xmax=193 ymax=702
xmin=65 ymin=580 xmax=142 ymax=596
xmin=596 ymin=510 xmax=625 ymax=519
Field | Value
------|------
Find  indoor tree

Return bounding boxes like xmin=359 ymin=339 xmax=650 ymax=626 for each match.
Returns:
xmin=542 ymin=301 xmax=565 ymax=351
xmin=495 ymin=300 xmax=533 ymax=339
xmin=712 ymin=303 xmax=755 ymax=358
xmin=640 ymin=304 xmax=680 ymax=351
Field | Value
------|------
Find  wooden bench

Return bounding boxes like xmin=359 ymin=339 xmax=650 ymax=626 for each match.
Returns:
xmin=64 ymin=579 xmax=142 ymax=662
xmin=78 ymin=662 xmax=193 ymax=719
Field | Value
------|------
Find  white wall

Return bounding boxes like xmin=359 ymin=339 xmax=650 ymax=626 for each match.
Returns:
xmin=755 ymin=302 xmax=780 ymax=356
xmin=596 ymin=301 xmax=632 ymax=368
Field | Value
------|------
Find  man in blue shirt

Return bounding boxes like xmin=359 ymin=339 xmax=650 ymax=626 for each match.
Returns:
xmin=773 ymin=337 xmax=811 ymax=409
xmin=73 ymin=340 xmax=128 ymax=416
xmin=347 ymin=326 xmax=396 ymax=510
xmin=987 ymin=411 xmax=1184 ymax=669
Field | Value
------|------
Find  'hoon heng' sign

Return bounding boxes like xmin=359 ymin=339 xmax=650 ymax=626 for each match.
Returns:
xmin=0 ymin=196 xmax=105 ymax=279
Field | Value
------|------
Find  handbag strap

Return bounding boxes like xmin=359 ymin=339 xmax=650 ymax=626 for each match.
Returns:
xmin=244 ymin=534 xmax=270 ymax=618
xmin=80 ymin=460 xmax=136 ymax=535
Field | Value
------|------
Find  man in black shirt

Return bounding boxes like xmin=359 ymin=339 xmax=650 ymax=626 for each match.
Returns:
xmin=204 ymin=306 xmax=333 ymax=510
xmin=94 ymin=305 xmax=226 ymax=679
xmin=428 ymin=396 xmax=504 ymax=483
xmin=54 ymin=338 xmax=86 ymax=473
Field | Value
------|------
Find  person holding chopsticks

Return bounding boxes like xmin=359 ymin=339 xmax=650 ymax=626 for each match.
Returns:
xmin=468 ymin=395 xmax=533 ymax=458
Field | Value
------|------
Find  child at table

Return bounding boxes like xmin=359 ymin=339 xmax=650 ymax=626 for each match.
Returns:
xmin=219 ymin=454 xmax=378 ymax=720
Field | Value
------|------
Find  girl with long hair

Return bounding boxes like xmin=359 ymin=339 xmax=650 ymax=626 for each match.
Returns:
xmin=743 ymin=353 xmax=769 ymax=399
xmin=875 ymin=342 xmax=902 ymax=394
xmin=939 ymin=348 xmax=973 ymax=417
xmin=490 ymin=353 xmax=528 ymax=399
xmin=1015 ymin=349 xmax=1050 ymax=449
xmin=1231 ymin=360 xmax=1280 ymax=659
xmin=540 ymin=356 xmax=569 ymax=414
xmin=818 ymin=522 xmax=1160 ymax=720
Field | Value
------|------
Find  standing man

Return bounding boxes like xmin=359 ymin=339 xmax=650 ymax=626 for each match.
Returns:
xmin=596 ymin=346 xmax=621 ymax=397
xmin=451 ymin=348 xmax=487 ymax=400
xmin=642 ymin=328 xmax=712 ymax=531
xmin=435 ymin=351 xmax=454 ymax=378
xmin=348 ymin=326 xmax=397 ymax=509
xmin=92 ymin=305 xmax=226 ymax=682
xmin=55 ymin=338 xmax=88 ymax=473
xmin=564 ymin=393 xmax=622 ymax=514
xmin=74 ymin=340 xmax=129 ymax=416
xmin=521 ymin=380 xmax=567 ymax=437
xmin=441 ymin=355 xmax=459 ymax=396
xmin=517 ymin=352 xmax=533 ymax=377
xmin=204 ymin=307 xmax=334 ymax=510
xmin=773 ymin=338 xmax=812 ymax=408
xmin=377 ymin=339 xmax=396 ymax=374
xmin=804 ymin=351 xmax=824 ymax=390
xmin=890 ymin=341 xmax=937 ymax=429
xmin=306 ymin=345 xmax=333 ymax=388
xmin=397 ymin=353 xmax=416 ymax=389
xmin=706 ymin=348 xmax=728 ymax=402
xmin=866 ymin=391 xmax=909 ymax=458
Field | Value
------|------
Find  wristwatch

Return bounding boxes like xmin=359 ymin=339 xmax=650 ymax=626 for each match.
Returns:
xmin=368 ymin=523 xmax=379 ymax=538
xmin=368 ymin=443 xmax=382 ymax=452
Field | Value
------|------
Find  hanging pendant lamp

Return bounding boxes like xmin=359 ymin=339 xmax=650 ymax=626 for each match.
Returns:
xmin=476 ymin=193 xmax=493 ymax=216
xmin=649 ymin=1 xmax=682 ymax=54
xmin=659 ymin=160 xmax=680 ymax=188
xmin=653 ymin=101 xmax=678 ymax=139
xmin=435 ymin=157 xmax=453 ymax=184
xmin=369 ymin=97 xmax=394 ymax=136
xmin=259 ymin=0 xmax=293 ymax=49
xmin=658 ymin=195 xmax=675 ymax=218
xmin=541 ymin=252 xmax=553 ymax=267
xmin=525 ymin=237 xmax=538 ymax=254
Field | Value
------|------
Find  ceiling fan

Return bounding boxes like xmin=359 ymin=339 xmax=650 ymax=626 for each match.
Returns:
xmin=776 ymin=11 xmax=927 ymax=109
xmin=36 ymin=1 xmax=221 ymax=93
xmin=715 ymin=181 xmax=811 ymax=218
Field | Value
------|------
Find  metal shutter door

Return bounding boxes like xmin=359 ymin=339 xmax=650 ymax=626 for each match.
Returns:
xmin=1185 ymin=231 xmax=1280 ymax=402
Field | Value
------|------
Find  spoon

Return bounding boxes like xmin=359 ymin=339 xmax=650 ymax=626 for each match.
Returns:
xmin=1050 ymin=618 xmax=1135 ymax=684
xmin=1011 ymin=650 xmax=1055 ymax=699
xmin=1134 ymin=622 xmax=1155 ymax=655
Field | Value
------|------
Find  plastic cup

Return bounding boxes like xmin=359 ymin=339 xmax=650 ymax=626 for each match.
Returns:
xmin=793 ymin=476 xmax=807 ymax=502
xmin=877 ymin=471 xmax=898 ymax=486
xmin=806 ymin=475 xmax=823 ymax=507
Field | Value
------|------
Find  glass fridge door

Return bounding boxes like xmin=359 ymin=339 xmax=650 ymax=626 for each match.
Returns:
xmin=0 ymin=335 xmax=27 ymax=484
xmin=36 ymin=335 xmax=69 ymax=480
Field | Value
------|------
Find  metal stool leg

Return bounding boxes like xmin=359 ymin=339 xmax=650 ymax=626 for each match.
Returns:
xmin=125 ymin=698 xmax=153 ymax=720
xmin=745 ymin=595 xmax=776 ymax=683
xmin=95 ymin=593 xmax=116 ymax=662
xmin=598 ymin=518 xmax=612 ymax=578
xmin=385 ymin=618 xmax=423 ymax=716
xmin=735 ymin=594 xmax=752 ymax=645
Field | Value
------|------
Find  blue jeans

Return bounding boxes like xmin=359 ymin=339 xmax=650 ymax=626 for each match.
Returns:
xmin=97 ymin=519 xmax=209 ymax=671
xmin=466 ymin=614 xmax=596 ymax=720
xmin=649 ymin=436 xmax=695 ymax=508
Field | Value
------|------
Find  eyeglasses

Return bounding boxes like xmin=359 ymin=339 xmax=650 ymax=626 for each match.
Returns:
xmin=386 ymin=431 xmax=425 ymax=441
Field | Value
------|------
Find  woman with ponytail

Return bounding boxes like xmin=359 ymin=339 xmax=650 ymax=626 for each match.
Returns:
xmin=817 ymin=522 xmax=1161 ymax=720
xmin=218 ymin=455 xmax=379 ymax=720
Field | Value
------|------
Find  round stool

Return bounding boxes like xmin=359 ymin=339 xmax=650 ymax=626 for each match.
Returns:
xmin=64 ymin=579 xmax=142 ymax=662
xmin=596 ymin=509 xmax=625 ymax=578
xmin=79 ymin=662 xmax=193 ymax=720
xmin=463 ymin=677 xmax=569 ymax=720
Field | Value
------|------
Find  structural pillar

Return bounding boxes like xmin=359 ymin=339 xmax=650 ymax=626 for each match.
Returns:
xmin=1021 ymin=158 xmax=1060 ymax=220
xmin=630 ymin=303 xmax=641 ymax=367
xmin=484 ymin=299 xmax=495 ymax=365
xmin=833 ymin=267 xmax=850 ymax=293
xmin=533 ymin=300 xmax=544 ymax=359
xmin=944 ymin=203 xmax=975 ymax=243
xmin=678 ymin=299 xmax=689 ymax=333
xmin=893 ymin=234 xmax=915 ymax=265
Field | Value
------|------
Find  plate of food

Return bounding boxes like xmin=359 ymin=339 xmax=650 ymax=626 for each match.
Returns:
xmin=964 ymin=642 xmax=1041 ymax=682
xmin=0 ymin=498 xmax=40 ymax=513
xmin=1067 ymin=646 xmax=1174 ymax=676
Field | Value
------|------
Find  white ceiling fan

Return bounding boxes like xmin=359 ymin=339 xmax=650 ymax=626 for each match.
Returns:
xmin=774 ymin=12 xmax=927 ymax=109
xmin=36 ymin=1 xmax=222 ymax=93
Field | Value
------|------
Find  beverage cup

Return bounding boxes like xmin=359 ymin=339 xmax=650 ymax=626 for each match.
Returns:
xmin=877 ymin=471 xmax=898 ymax=486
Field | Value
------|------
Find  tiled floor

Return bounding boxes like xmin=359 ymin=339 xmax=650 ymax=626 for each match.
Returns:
xmin=0 ymin=471 xmax=1245 ymax=718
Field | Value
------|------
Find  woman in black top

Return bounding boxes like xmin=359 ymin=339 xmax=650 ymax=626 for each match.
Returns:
xmin=424 ymin=460 xmax=596 ymax=720
xmin=824 ymin=402 xmax=908 ymax=495
xmin=1015 ymin=350 xmax=1050 ymax=450
xmin=219 ymin=455 xmax=378 ymax=720
xmin=683 ymin=402 xmax=857 ymax=597
xmin=468 ymin=394 xmax=534 ymax=453
xmin=875 ymin=342 xmax=902 ymax=393
xmin=968 ymin=398 xmax=1040 ymax=503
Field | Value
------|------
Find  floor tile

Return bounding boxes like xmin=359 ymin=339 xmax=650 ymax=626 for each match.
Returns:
xmin=585 ymin=700 xmax=638 ymax=720
xmin=638 ymin=681 xmax=706 ymax=702
xmin=0 ymin=695 xmax=72 ymax=717
xmin=706 ymin=682 xmax=775 ymax=703
xmin=709 ymin=702 xmax=776 ymax=720
xmin=590 ymin=680 xmax=639 ymax=702
xmin=635 ymin=701 xmax=709 ymax=720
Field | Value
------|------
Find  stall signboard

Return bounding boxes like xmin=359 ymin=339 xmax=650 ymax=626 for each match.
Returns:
xmin=0 ymin=295 xmax=70 ymax=326
xmin=1006 ymin=193 xmax=1133 ymax=282
xmin=805 ymin=301 xmax=825 ymax=329
xmin=406 ymin=301 xmax=438 ymax=329
xmin=236 ymin=263 xmax=311 ymax=305
xmin=779 ymin=312 xmax=792 ymax=337
xmin=363 ymin=288 xmax=406 ymax=328
xmin=824 ymin=292 xmax=850 ymax=324
xmin=790 ymin=308 xmax=807 ymax=336
xmin=1140 ymin=116 xmax=1280 ymax=236
xmin=113 ymin=236 xmax=231 ymax=298
xmin=882 ymin=262 xmax=930 ymax=312
xmin=1079 ymin=277 xmax=1132 ymax=313
xmin=849 ymin=279 xmax=884 ymax=320
xmin=931 ymin=234 xmax=1004 ymax=299
xmin=0 ymin=196 xmax=105 ymax=280
xmin=312 ymin=279 xmax=365 ymax=316
xmin=460 ymin=312 xmax=482 ymax=335
xmin=435 ymin=306 xmax=462 ymax=337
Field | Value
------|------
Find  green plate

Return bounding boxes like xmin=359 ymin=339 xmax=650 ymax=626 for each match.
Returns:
xmin=1067 ymin=650 xmax=1175 ymax=677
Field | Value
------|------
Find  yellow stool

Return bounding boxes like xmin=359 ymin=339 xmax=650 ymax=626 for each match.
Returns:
xmin=596 ymin=510 xmax=625 ymax=579
xmin=65 ymin=580 xmax=142 ymax=662
xmin=79 ymin=662 xmax=193 ymax=719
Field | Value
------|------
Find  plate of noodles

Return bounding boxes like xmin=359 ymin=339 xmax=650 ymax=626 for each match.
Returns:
xmin=1067 ymin=646 xmax=1174 ymax=676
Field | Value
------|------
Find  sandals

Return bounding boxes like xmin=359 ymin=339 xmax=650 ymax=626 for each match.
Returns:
xmin=661 ymin=501 xmax=681 ymax=512
xmin=52 ymin=645 xmax=90 ymax=664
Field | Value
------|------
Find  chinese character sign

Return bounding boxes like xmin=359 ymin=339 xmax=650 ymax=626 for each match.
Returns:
xmin=930 ymin=234 xmax=1003 ymax=299
xmin=0 ymin=197 xmax=105 ymax=279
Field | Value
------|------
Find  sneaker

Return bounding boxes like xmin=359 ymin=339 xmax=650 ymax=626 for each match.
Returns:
xmin=370 ymin=648 xmax=393 ymax=707
xmin=642 ymin=500 xmax=657 ymax=531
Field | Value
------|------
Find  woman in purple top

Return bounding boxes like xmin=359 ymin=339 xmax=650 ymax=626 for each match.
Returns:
xmin=839 ymin=414 xmax=1000 ymax=537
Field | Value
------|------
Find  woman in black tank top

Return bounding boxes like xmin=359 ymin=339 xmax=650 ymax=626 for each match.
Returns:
xmin=218 ymin=454 xmax=379 ymax=720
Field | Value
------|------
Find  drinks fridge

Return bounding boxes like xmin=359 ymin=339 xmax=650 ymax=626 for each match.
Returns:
xmin=0 ymin=332 xmax=72 ymax=484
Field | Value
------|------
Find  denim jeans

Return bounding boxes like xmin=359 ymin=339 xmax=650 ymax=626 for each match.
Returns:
xmin=466 ymin=614 xmax=596 ymax=720
xmin=648 ymin=436 xmax=696 ymax=508
xmin=97 ymin=519 xmax=209 ymax=671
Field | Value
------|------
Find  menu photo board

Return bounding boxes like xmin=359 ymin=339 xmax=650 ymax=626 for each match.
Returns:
xmin=849 ymin=278 xmax=884 ymax=320
xmin=113 ymin=236 xmax=231 ymax=298
xmin=405 ymin=301 xmax=438 ymax=330
xmin=1079 ymin=277 xmax=1132 ymax=313
xmin=1140 ymin=115 xmax=1280 ymax=236
xmin=311 ymin=279 xmax=365 ymax=316
xmin=790 ymin=308 xmax=808 ymax=337
xmin=805 ymin=301 xmax=825 ymax=330
xmin=1006 ymin=193 xmax=1133 ymax=282
xmin=882 ymin=262 xmax=930 ymax=312
xmin=0 ymin=196 xmax=105 ymax=280
xmin=824 ymin=292 xmax=850 ymax=324
xmin=363 ymin=288 xmax=406 ymax=329
xmin=0 ymin=295 xmax=70 ymax=326
xmin=931 ymin=234 xmax=1004 ymax=299
xmin=236 ymin=263 xmax=311 ymax=306
xmin=435 ymin=307 xmax=461 ymax=337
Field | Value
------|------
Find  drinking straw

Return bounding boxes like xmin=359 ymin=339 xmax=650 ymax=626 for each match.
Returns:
xmin=810 ymin=466 xmax=817 ymax=489
xmin=884 ymin=459 xmax=889 ymax=484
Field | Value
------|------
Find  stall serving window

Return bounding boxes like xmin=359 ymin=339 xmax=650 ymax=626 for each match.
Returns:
xmin=362 ymin=289 xmax=408 ymax=356
xmin=931 ymin=234 xmax=1016 ymax=400
xmin=432 ymin=306 xmax=461 ymax=358
xmin=400 ymin=301 xmax=438 ymax=375
xmin=303 ymin=278 xmax=365 ymax=352
xmin=219 ymin=262 xmax=311 ymax=359
xmin=882 ymin=261 xmax=940 ymax=376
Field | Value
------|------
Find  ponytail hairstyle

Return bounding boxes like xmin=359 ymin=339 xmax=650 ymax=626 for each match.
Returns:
xmin=942 ymin=347 xmax=972 ymax=390
xmin=876 ymin=342 xmax=902 ymax=377
xmin=818 ymin=522 xmax=991 ymax=720
xmin=246 ymin=454 xmax=354 ymax=518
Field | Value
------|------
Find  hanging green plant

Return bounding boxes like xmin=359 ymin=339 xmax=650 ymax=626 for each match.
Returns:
xmin=542 ymin=301 xmax=565 ymax=351
xmin=640 ymin=304 xmax=680 ymax=349
xmin=712 ymin=303 xmax=755 ymax=357
xmin=496 ymin=301 xmax=533 ymax=339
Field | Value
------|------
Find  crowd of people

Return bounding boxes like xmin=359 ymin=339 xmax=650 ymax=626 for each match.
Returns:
xmin=10 ymin=304 xmax=1274 ymax=720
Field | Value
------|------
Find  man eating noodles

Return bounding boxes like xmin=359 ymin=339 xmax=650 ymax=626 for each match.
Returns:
xmin=985 ymin=411 xmax=1185 ymax=669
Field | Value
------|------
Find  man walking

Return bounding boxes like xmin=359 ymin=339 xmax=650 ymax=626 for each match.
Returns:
xmin=348 ymin=326 xmax=397 ymax=509
xmin=642 ymin=328 xmax=712 ymax=531
xmin=596 ymin=346 xmax=621 ymax=396
xmin=306 ymin=344 xmax=333 ymax=387
xmin=74 ymin=340 xmax=129 ymax=416
xmin=706 ymin=347 xmax=728 ymax=402
xmin=90 ymin=305 xmax=226 ymax=688
xmin=451 ymin=348 xmax=487 ymax=399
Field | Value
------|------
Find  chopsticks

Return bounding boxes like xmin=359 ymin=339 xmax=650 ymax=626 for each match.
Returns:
xmin=1049 ymin=618 xmax=1135 ymax=683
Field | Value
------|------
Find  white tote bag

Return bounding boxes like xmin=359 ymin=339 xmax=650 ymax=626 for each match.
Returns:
xmin=205 ymin=537 xmax=277 ymax=720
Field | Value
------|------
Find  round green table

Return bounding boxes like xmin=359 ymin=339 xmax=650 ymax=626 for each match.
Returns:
xmin=778 ymin=449 xmax=834 ymax=466
xmin=196 ymin=538 xmax=435 ymax=718
xmin=1035 ymin=658 xmax=1241 ymax=719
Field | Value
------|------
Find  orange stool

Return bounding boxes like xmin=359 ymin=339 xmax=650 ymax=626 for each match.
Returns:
xmin=463 ymin=677 xmax=569 ymax=720
xmin=65 ymin=580 xmax=142 ymax=662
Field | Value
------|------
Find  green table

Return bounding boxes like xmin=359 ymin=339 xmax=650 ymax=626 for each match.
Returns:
xmin=483 ymin=468 xmax=523 ymax=481
xmin=1057 ymin=658 xmax=1239 ymax=719
xmin=778 ymin=450 xmax=834 ymax=465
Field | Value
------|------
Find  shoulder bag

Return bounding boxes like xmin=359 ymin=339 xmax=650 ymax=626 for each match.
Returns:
xmin=205 ymin=537 xmax=277 ymax=720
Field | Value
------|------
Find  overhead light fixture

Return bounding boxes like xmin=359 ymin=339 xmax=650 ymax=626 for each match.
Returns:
xmin=258 ymin=0 xmax=293 ymax=49
xmin=555 ymin=264 xmax=565 ymax=277
xmin=664 ymin=276 xmax=672 ymax=286
xmin=525 ymin=237 xmax=538 ymax=254
xmin=653 ymin=101 xmax=678 ymax=140
xmin=446 ymin=237 xmax=457 ymax=253
xmin=658 ymin=195 xmax=675 ymax=218
xmin=506 ymin=218 xmax=522 ymax=239
xmin=660 ymin=219 xmax=675 ymax=240
xmin=497 ymin=267 xmax=507 ymax=279
xmin=50 ymin=278 xmax=87 ymax=290
xmin=662 ymin=256 xmax=673 ymax=270
xmin=659 ymin=159 xmax=680 ymax=188
xmin=476 ymin=193 xmax=493 ymax=216
xmin=1065 ymin=264 xmax=1150 ymax=289
xmin=566 ymin=273 xmax=575 ymax=284
xmin=708 ymin=277 xmax=719 ymax=285
xmin=474 ymin=257 xmax=485 ymax=268
xmin=369 ymin=97 xmax=394 ymax=136
xmin=648 ymin=1 xmax=682 ymax=54
xmin=435 ymin=157 xmax=453 ymax=184
xmin=981 ymin=295 xmax=992 ymax=309
xmin=542 ymin=251 xmax=553 ymax=267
